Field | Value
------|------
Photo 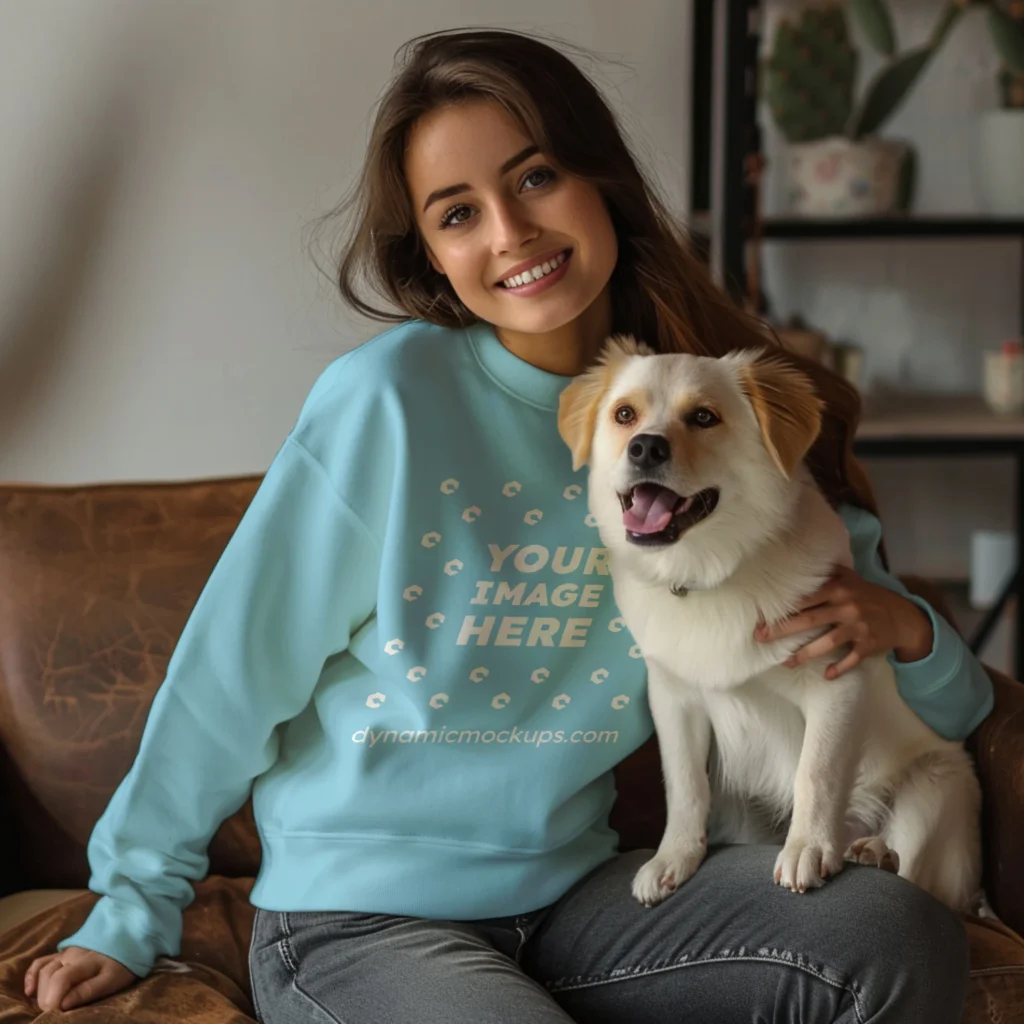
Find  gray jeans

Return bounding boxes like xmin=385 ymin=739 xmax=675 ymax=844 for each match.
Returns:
xmin=248 ymin=845 xmax=969 ymax=1023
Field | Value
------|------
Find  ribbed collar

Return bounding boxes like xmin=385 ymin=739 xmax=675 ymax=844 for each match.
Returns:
xmin=465 ymin=320 xmax=575 ymax=412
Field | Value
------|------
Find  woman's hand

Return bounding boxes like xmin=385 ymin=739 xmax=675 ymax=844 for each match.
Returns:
xmin=24 ymin=946 xmax=136 ymax=1012
xmin=754 ymin=565 xmax=934 ymax=679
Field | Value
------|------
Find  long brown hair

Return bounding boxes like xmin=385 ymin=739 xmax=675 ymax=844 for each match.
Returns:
xmin=307 ymin=27 xmax=880 ymax=522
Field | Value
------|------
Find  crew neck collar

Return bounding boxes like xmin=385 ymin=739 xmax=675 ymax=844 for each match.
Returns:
xmin=465 ymin=320 xmax=575 ymax=411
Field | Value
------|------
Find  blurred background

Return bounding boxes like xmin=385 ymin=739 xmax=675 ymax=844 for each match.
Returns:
xmin=0 ymin=0 xmax=1021 ymax=673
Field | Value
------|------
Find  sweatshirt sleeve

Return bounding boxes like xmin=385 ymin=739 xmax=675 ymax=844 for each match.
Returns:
xmin=839 ymin=503 xmax=994 ymax=741
xmin=57 ymin=435 xmax=379 ymax=977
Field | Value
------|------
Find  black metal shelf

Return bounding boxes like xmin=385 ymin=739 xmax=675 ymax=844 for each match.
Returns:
xmin=759 ymin=216 xmax=1024 ymax=240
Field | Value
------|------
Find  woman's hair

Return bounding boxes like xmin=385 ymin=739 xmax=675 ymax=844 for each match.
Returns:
xmin=309 ymin=27 xmax=880 ymax=522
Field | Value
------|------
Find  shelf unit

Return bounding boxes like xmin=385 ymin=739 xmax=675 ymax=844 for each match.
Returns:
xmin=701 ymin=0 xmax=1024 ymax=674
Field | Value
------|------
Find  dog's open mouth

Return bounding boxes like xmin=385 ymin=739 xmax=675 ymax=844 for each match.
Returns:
xmin=619 ymin=484 xmax=720 ymax=545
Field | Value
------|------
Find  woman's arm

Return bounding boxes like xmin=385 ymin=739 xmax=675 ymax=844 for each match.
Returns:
xmin=54 ymin=435 xmax=379 ymax=978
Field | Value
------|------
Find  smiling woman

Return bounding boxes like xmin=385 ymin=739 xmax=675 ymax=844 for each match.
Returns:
xmin=30 ymin=25 xmax=992 ymax=1024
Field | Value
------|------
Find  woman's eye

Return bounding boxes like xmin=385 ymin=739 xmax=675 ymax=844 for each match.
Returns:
xmin=439 ymin=204 xmax=472 ymax=229
xmin=689 ymin=407 xmax=720 ymax=429
xmin=438 ymin=167 xmax=555 ymax=230
xmin=523 ymin=166 xmax=555 ymax=190
xmin=615 ymin=405 xmax=636 ymax=425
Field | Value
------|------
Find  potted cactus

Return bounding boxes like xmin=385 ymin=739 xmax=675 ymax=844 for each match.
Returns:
xmin=764 ymin=0 xmax=963 ymax=216
xmin=974 ymin=1 xmax=1024 ymax=214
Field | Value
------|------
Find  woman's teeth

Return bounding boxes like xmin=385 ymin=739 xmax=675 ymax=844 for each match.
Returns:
xmin=501 ymin=250 xmax=568 ymax=289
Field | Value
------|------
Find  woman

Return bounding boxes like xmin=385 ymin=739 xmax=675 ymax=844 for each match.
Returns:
xmin=27 ymin=27 xmax=992 ymax=1023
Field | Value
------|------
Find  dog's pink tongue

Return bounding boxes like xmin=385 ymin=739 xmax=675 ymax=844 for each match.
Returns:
xmin=623 ymin=484 xmax=680 ymax=534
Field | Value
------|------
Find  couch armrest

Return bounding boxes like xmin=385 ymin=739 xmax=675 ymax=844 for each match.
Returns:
xmin=966 ymin=668 xmax=1024 ymax=937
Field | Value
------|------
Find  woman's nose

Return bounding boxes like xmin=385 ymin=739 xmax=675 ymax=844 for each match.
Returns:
xmin=490 ymin=200 xmax=539 ymax=254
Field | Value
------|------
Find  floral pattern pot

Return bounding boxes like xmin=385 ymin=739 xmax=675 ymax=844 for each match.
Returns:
xmin=784 ymin=136 xmax=912 ymax=217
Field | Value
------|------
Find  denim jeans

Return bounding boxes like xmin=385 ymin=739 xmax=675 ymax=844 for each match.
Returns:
xmin=248 ymin=844 xmax=969 ymax=1023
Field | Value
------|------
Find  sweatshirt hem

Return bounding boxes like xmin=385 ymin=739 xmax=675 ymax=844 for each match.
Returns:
xmin=249 ymin=828 xmax=618 ymax=919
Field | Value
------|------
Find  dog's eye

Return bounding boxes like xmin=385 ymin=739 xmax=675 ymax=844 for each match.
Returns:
xmin=688 ymin=407 xmax=720 ymax=429
xmin=614 ymin=405 xmax=636 ymax=425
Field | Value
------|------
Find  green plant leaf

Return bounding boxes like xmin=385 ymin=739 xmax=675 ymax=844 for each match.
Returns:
xmin=850 ymin=0 xmax=896 ymax=56
xmin=988 ymin=5 xmax=1024 ymax=77
xmin=850 ymin=46 xmax=934 ymax=138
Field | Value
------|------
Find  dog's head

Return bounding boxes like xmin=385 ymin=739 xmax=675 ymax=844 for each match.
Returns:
xmin=558 ymin=335 xmax=823 ymax=590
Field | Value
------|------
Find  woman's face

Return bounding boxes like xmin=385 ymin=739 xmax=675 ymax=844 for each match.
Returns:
xmin=404 ymin=99 xmax=618 ymax=338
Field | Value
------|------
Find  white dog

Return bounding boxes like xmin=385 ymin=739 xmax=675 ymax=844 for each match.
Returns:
xmin=558 ymin=335 xmax=981 ymax=912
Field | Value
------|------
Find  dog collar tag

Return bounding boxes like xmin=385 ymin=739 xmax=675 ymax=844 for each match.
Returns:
xmin=670 ymin=582 xmax=689 ymax=598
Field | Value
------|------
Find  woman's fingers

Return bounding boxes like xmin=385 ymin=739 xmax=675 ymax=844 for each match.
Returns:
xmin=59 ymin=966 xmax=124 ymax=1011
xmin=757 ymin=603 xmax=847 ymax=642
xmin=34 ymin=957 xmax=65 ymax=999
xmin=36 ymin=959 xmax=98 ymax=1013
xmin=785 ymin=626 xmax=856 ymax=667
xmin=23 ymin=953 xmax=59 ymax=996
xmin=826 ymin=647 xmax=864 ymax=680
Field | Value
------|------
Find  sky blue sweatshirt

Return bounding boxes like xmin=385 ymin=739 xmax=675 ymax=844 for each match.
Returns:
xmin=59 ymin=317 xmax=994 ymax=977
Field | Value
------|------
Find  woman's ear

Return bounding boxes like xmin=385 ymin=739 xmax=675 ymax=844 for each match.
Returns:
xmin=739 ymin=355 xmax=823 ymax=478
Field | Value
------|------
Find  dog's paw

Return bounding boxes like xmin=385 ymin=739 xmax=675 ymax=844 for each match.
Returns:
xmin=774 ymin=838 xmax=844 ymax=893
xmin=844 ymin=836 xmax=900 ymax=874
xmin=632 ymin=844 xmax=706 ymax=907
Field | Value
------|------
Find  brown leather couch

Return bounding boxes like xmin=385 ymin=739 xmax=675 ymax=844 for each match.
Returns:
xmin=1 ymin=476 xmax=1023 ymax=1022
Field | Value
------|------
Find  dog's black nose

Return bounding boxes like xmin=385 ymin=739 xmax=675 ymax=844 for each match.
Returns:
xmin=628 ymin=433 xmax=671 ymax=469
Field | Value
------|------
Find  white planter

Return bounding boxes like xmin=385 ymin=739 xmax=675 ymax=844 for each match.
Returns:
xmin=783 ymin=137 xmax=911 ymax=217
xmin=975 ymin=110 xmax=1024 ymax=216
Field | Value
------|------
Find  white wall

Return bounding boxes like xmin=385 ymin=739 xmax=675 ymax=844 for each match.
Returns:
xmin=0 ymin=0 xmax=691 ymax=484
xmin=759 ymin=0 xmax=1020 ymax=583
xmin=5 ymin=0 xmax=1010 ymax=589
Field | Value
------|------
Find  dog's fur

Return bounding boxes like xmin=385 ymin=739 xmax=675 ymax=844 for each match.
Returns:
xmin=558 ymin=336 xmax=982 ymax=910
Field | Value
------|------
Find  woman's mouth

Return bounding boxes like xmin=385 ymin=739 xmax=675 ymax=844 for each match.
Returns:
xmin=496 ymin=249 xmax=572 ymax=297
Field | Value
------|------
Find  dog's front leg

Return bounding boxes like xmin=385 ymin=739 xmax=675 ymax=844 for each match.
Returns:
xmin=775 ymin=669 xmax=866 ymax=893
xmin=632 ymin=667 xmax=712 ymax=907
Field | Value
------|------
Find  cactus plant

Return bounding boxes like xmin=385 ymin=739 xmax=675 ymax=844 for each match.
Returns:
xmin=763 ymin=5 xmax=857 ymax=142
xmin=765 ymin=1 xmax=964 ymax=144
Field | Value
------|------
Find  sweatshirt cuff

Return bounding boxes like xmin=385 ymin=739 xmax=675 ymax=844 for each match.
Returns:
xmin=886 ymin=594 xmax=962 ymax=698
xmin=57 ymin=897 xmax=165 ymax=979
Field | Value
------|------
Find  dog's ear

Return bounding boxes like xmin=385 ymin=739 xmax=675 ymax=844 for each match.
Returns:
xmin=558 ymin=371 xmax=606 ymax=471
xmin=558 ymin=334 xmax=653 ymax=470
xmin=739 ymin=354 xmax=823 ymax=478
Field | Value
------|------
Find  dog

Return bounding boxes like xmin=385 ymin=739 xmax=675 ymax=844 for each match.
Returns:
xmin=557 ymin=335 xmax=982 ymax=912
